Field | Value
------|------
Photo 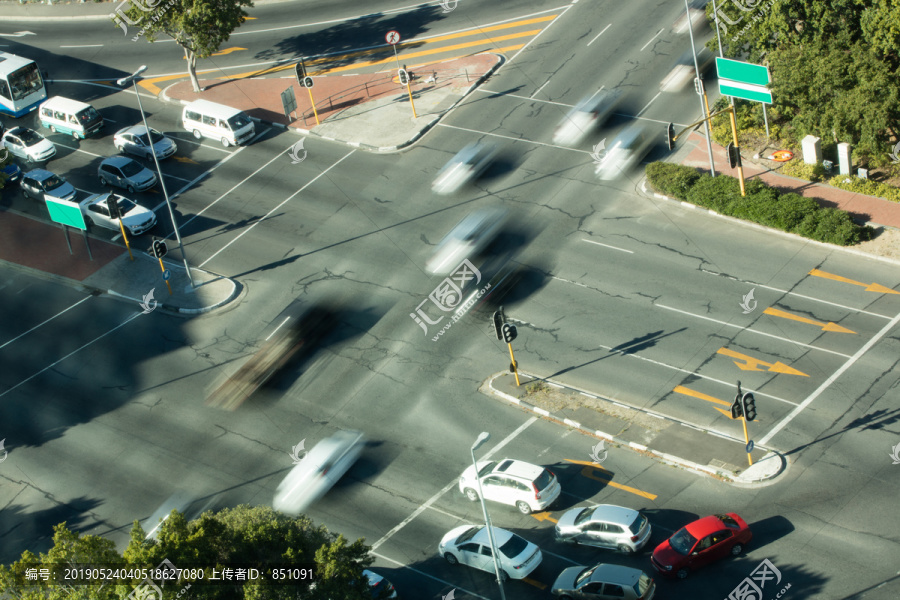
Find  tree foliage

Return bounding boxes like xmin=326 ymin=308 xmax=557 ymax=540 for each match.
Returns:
xmin=112 ymin=0 xmax=253 ymax=92
xmin=1 ymin=506 xmax=376 ymax=599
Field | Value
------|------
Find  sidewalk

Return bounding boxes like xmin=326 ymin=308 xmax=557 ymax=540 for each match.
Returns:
xmin=485 ymin=372 xmax=786 ymax=486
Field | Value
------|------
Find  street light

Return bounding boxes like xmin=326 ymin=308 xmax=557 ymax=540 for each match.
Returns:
xmin=471 ymin=432 xmax=506 ymax=600
xmin=117 ymin=65 xmax=195 ymax=288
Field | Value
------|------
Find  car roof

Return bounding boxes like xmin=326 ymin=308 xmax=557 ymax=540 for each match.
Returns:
xmin=41 ymin=96 xmax=92 ymax=112
xmin=684 ymin=514 xmax=727 ymax=536
xmin=118 ymin=125 xmax=152 ymax=135
xmin=588 ymin=504 xmax=639 ymax=525
xmin=101 ymin=155 xmax=138 ymax=167
xmin=23 ymin=168 xmax=54 ymax=180
xmin=5 ymin=126 xmax=33 ymax=136
xmin=494 ymin=459 xmax=543 ymax=480
xmin=472 ymin=526 xmax=513 ymax=546
xmin=587 ymin=564 xmax=644 ymax=587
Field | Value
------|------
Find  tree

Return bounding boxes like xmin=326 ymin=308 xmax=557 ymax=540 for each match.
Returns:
xmin=112 ymin=0 xmax=253 ymax=92
xmin=1 ymin=506 xmax=376 ymax=600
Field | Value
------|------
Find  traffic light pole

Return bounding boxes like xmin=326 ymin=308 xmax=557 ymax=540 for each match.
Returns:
xmin=508 ymin=343 xmax=520 ymax=386
xmin=685 ymin=0 xmax=715 ymax=177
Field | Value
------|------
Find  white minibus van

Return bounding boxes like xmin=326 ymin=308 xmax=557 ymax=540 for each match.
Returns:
xmin=182 ymin=99 xmax=255 ymax=147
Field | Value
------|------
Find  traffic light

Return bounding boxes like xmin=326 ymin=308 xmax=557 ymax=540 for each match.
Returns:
xmin=742 ymin=393 xmax=757 ymax=421
xmin=398 ymin=69 xmax=409 ymax=85
xmin=295 ymin=61 xmax=306 ymax=85
xmin=730 ymin=398 xmax=743 ymax=419
xmin=106 ymin=194 xmax=121 ymax=219
xmin=492 ymin=311 xmax=503 ymax=340
xmin=726 ymin=142 xmax=742 ymax=169
xmin=666 ymin=123 xmax=676 ymax=151
xmin=151 ymin=239 xmax=167 ymax=259
xmin=501 ymin=323 xmax=517 ymax=343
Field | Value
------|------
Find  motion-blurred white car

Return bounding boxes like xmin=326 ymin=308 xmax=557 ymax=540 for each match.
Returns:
xmin=439 ymin=525 xmax=542 ymax=581
xmin=552 ymin=89 xmax=623 ymax=147
xmin=660 ymin=47 xmax=715 ymax=92
xmin=426 ymin=206 xmax=508 ymax=275
xmin=672 ymin=2 xmax=707 ymax=35
xmin=273 ymin=430 xmax=365 ymax=515
xmin=594 ymin=124 xmax=656 ymax=180
xmin=432 ymin=142 xmax=497 ymax=195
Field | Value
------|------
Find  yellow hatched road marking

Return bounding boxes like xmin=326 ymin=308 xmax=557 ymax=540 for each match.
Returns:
xmin=673 ymin=385 xmax=731 ymax=406
xmin=565 ymin=459 xmax=658 ymax=500
xmin=524 ymin=577 xmax=548 ymax=589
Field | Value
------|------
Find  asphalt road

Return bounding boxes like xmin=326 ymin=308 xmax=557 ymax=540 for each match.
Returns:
xmin=2 ymin=1 xmax=900 ymax=599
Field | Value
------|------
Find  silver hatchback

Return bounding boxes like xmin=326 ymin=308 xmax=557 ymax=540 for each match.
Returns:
xmin=555 ymin=504 xmax=651 ymax=553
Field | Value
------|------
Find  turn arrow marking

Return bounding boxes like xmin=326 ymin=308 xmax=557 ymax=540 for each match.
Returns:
xmin=763 ymin=307 xmax=856 ymax=334
xmin=717 ymin=347 xmax=809 ymax=377
xmin=530 ymin=511 xmax=558 ymax=523
xmin=809 ymin=269 xmax=899 ymax=295
xmin=0 ymin=31 xmax=36 ymax=37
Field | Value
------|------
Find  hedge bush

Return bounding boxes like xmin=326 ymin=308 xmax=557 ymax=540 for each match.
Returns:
xmin=645 ymin=162 xmax=873 ymax=246
xmin=827 ymin=175 xmax=900 ymax=203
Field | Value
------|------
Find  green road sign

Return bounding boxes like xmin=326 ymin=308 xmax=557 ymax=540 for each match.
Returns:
xmin=719 ymin=81 xmax=773 ymax=104
xmin=716 ymin=58 xmax=769 ymax=86
xmin=46 ymin=198 xmax=86 ymax=230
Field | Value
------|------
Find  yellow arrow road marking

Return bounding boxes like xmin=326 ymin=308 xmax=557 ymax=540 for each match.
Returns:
xmin=171 ymin=155 xmax=198 ymax=164
xmin=717 ymin=347 xmax=809 ymax=377
xmin=763 ymin=307 xmax=856 ymax=334
xmin=184 ymin=47 xmax=246 ymax=59
xmin=673 ymin=385 xmax=731 ymax=406
xmin=565 ymin=459 xmax=658 ymax=500
xmin=809 ymin=269 xmax=899 ymax=295
xmin=523 ymin=577 xmax=548 ymax=590
xmin=530 ymin=511 xmax=558 ymax=523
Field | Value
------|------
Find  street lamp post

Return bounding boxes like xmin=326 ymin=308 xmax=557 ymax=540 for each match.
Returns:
xmin=471 ymin=432 xmax=507 ymax=600
xmin=117 ymin=65 xmax=195 ymax=288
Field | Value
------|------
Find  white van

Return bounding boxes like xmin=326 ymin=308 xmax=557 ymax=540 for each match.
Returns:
xmin=38 ymin=96 xmax=104 ymax=139
xmin=182 ymin=99 xmax=255 ymax=147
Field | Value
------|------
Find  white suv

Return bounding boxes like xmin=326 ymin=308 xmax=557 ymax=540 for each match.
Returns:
xmin=459 ymin=459 xmax=561 ymax=514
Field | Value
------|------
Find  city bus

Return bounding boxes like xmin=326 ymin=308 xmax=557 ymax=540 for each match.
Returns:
xmin=0 ymin=52 xmax=47 ymax=118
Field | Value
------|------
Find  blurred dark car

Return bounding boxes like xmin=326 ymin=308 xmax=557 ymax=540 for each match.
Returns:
xmin=1 ymin=159 xmax=22 ymax=185
xmin=206 ymin=300 xmax=337 ymax=410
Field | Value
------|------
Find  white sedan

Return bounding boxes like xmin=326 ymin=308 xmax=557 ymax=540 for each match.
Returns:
xmin=80 ymin=193 xmax=157 ymax=235
xmin=273 ymin=430 xmax=365 ymax=515
xmin=114 ymin=125 xmax=177 ymax=160
xmin=439 ymin=525 xmax=542 ymax=581
xmin=2 ymin=126 xmax=56 ymax=163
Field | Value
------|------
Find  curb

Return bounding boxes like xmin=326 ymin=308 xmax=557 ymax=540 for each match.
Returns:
xmin=484 ymin=371 xmax=787 ymax=486
xmin=639 ymin=178 xmax=900 ymax=267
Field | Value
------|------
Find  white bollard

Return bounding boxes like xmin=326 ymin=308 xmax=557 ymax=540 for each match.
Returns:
xmin=801 ymin=135 xmax=821 ymax=165
xmin=837 ymin=143 xmax=852 ymax=175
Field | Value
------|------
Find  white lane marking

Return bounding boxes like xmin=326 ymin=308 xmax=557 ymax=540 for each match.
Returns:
xmin=587 ymin=85 xmax=606 ymax=101
xmin=370 ymin=416 xmax=539 ymax=551
xmin=657 ymin=304 xmax=854 ymax=359
xmin=531 ymin=79 xmax=551 ymax=99
xmin=759 ymin=309 xmax=900 ymax=445
xmin=636 ymin=92 xmax=662 ymax=117
xmin=175 ymin=142 xmax=293 ymax=229
xmin=371 ymin=552 xmax=490 ymax=600
xmin=60 ymin=45 xmax=104 ymax=48
xmin=503 ymin=4 xmax=574 ymax=68
xmin=582 ymin=239 xmax=634 ymax=254
xmin=475 ymin=89 xmax=574 ymax=107
xmin=437 ymin=123 xmax=589 ymax=152
xmin=198 ymin=149 xmax=356 ymax=268
xmin=587 ymin=24 xmax=612 ymax=46
xmin=0 ymin=296 xmax=92 ymax=349
xmin=0 ymin=312 xmax=143 ymax=399
xmin=702 ymin=271 xmax=893 ymax=320
xmin=640 ymin=28 xmax=664 ymax=51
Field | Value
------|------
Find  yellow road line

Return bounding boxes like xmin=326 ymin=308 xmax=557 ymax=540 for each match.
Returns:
xmin=809 ymin=268 xmax=899 ymax=295
xmin=763 ymin=307 xmax=856 ymax=334
xmin=565 ymin=459 xmax=658 ymax=500
xmin=674 ymin=385 xmax=731 ymax=406
xmin=524 ymin=577 xmax=548 ymax=589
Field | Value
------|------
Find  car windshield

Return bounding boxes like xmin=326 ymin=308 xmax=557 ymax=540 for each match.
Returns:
xmin=533 ymin=469 xmax=554 ymax=490
xmin=455 ymin=526 xmax=479 ymax=545
xmin=634 ymin=573 xmax=653 ymax=595
xmin=115 ymin=197 xmax=137 ymax=214
xmin=477 ymin=461 xmax=496 ymax=478
xmin=42 ymin=175 xmax=64 ymax=190
xmin=717 ymin=514 xmax=741 ymax=529
xmin=629 ymin=513 xmax=648 ymax=534
xmin=498 ymin=534 xmax=527 ymax=559
xmin=227 ymin=114 xmax=251 ymax=130
xmin=574 ymin=565 xmax=597 ymax=586
xmin=77 ymin=107 xmax=101 ymax=124
xmin=119 ymin=160 xmax=144 ymax=177
xmin=136 ymin=129 xmax=165 ymax=146
xmin=668 ymin=527 xmax=697 ymax=555
xmin=18 ymin=129 xmax=44 ymax=146
xmin=574 ymin=507 xmax=593 ymax=526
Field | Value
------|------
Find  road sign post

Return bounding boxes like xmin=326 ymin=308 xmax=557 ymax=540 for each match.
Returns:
xmin=398 ymin=68 xmax=418 ymax=119
xmin=385 ymin=30 xmax=402 ymax=71
xmin=501 ymin=323 xmax=520 ymax=386
xmin=298 ymin=73 xmax=320 ymax=125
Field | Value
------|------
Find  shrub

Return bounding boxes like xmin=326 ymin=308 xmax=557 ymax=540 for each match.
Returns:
xmin=827 ymin=175 xmax=900 ymax=203
xmin=775 ymin=193 xmax=820 ymax=231
xmin=645 ymin=163 xmax=700 ymax=200
xmin=686 ymin=174 xmax=743 ymax=213
xmin=782 ymin=160 xmax=827 ymax=182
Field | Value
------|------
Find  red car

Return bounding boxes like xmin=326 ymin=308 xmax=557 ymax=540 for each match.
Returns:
xmin=651 ymin=513 xmax=752 ymax=579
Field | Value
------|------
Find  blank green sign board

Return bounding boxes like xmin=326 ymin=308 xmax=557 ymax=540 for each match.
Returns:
xmin=46 ymin=198 xmax=86 ymax=230
xmin=715 ymin=58 xmax=769 ymax=86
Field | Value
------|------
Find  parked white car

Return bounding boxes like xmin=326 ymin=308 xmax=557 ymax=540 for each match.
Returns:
xmin=459 ymin=458 xmax=561 ymax=514
xmin=439 ymin=525 xmax=542 ymax=581
xmin=273 ymin=430 xmax=365 ymax=515
xmin=80 ymin=192 xmax=157 ymax=235
xmin=2 ymin=126 xmax=56 ymax=163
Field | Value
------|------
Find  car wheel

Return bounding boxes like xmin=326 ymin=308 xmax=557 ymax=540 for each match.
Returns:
xmin=617 ymin=544 xmax=634 ymax=554
xmin=443 ymin=553 xmax=458 ymax=565
xmin=49 ymin=125 xmax=56 ymax=133
xmin=499 ymin=570 xmax=510 ymax=583
xmin=464 ymin=488 xmax=479 ymax=502
xmin=192 ymin=129 xmax=202 ymax=140
xmin=221 ymin=137 xmax=231 ymax=148
xmin=100 ymin=176 xmax=109 ymax=186
xmin=22 ymin=188 xmax=31 ymax=199
xmin=676 ymin=568 xmax=689 ymax=580
xmin=516 ymin=501 xmax=532 ymax=514
xmin=127 ymin=184 xmax=135 ymax=194
xmin=731 ymin=543 xmax=744 ymax=556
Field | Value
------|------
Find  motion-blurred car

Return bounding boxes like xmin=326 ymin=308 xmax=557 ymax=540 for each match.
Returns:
xmin=552 ymin=89 xmax=623 ymax=147
xmin=426 ymin=207 xmax=508 ymax=275
xmin=459 ymin=458 xmax=560 ymax=514
xmin=439 ymin=525 xmax=542 ymax=581
xmin=1 ymin=160 xmax=22 ymax=185
xmin=2 ymin=126 xmax=56 ymax=163
xmin=80 ymin=192 xmax=157 ymax=235
xmin=555 ymin=504 xmax=651 ymax=553
xmin=552 ymin=563 xmax=656 ymax=600
xmin=21 ymin=168 xmax=76 ymax=202
xmin=98 ymin=156 xmax=157 ymax=193
xmin=363 ymin=570 xmax=398 ymax=599
xmin=206 ymin=300 xmax=338 ymax=410
xmin=432 ymin=141 xmax=497 ymax=195
xmin=114 ymin=124 xmax=177 ymax=160
xmin=660 ymin=47 xmax=716 ymax=92
xmin=672 ymin=1 xmax=707 ymax=34
xmin=651 ymin=513 xmax=752 ymax=579
xmin=273 ymin=430 xmax=365 ymax=515
xmin=594 ymin=124 xmax=656 ymax=180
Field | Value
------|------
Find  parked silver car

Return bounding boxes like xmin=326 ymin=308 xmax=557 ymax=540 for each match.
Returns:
xmin=552 ymin=563 xmax=656 ymax=600
xmin=98 ymin=156 xmax=157 ymax=193
xmin=20 ymin=168 xmax=76 ymax=203
xmin=555 ymin=504 xmax=651 ymax=553
xmin=113 ymin=125 xmax=177 ymax=160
